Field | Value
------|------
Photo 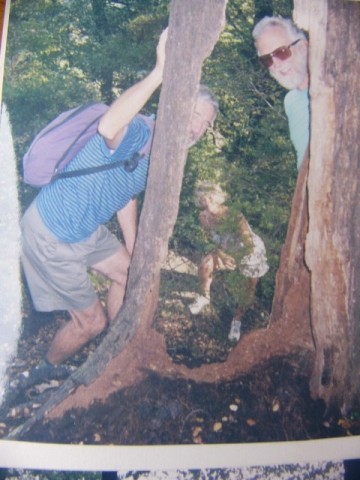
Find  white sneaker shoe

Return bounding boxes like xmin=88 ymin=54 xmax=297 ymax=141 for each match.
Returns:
xmin=189 ymin=295 xmax=210 ymax=315
xmin=228 ymin=319 xmax=241 ymax=342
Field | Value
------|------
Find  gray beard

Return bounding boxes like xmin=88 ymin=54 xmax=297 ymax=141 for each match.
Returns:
xmin=271 ymin=55 xmax=308 ymax=90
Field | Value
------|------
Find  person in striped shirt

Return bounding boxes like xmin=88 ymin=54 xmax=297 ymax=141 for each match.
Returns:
xmin=20 ymin=28 xmax=218 ymax=370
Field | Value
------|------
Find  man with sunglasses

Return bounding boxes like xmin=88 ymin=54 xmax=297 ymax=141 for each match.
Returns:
xmin=253 ymin=16 xmax=309 ymax=169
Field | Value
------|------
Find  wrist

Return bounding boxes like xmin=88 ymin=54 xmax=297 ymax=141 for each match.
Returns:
xmin=150 ymin=65 xmax=163 ymax=86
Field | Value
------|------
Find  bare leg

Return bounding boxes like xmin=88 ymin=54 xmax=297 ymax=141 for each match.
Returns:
xmin=245 ymin=277 xmax=258 ymax=307
xmin=91 ymin=245 xmax=131 ymax=321
xmin=189 ymin=253 xmax=216 ymax=315
xmin=47 ymin=246 xmax=130 ymax=365
xmin=229 ymin=277 xmax=259 ymax=342
xmin=47 ymin=299 xmax=107 ymax=365
xmin=233 ymin=277 xmax=258 ymax=321
xmin=198 ymin=253 xmax=216 ymax=298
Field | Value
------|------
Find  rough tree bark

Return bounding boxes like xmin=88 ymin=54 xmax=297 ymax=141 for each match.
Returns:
xmin=294 ymin=0 xmax=360 ymax=412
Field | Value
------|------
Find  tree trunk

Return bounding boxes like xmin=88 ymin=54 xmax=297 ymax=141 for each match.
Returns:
xmin=294 ymin=0 xmax=360 ymax=411
xmin=75 ymin=0 xmax=228 ymax=386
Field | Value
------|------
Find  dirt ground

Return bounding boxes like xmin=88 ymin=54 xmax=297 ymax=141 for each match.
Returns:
xmin=2 ymin=341 xmax=359 ymax=445
xmin=1 ymin=255 xmax=360 ymax=445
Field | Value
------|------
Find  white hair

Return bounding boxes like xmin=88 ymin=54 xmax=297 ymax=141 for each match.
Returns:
xmin=194 ymin=181 xmax=227 ymax=207
xmin=252 ymin=16 xmax=307 ymax=45
xmin=197 ymin=85 xmax=219 ymax=117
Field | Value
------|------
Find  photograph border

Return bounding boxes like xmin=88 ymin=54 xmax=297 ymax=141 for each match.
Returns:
xmin=0 ymin=437 xmax=359 ymax=471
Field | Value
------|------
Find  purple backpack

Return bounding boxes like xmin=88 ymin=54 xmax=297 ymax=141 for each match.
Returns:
xmin=23 ymin=103 xmax=154 ymax=187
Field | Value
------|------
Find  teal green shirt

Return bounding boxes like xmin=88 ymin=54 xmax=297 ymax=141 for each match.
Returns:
xmin=284 ymin=89 xmax=310 ymax=169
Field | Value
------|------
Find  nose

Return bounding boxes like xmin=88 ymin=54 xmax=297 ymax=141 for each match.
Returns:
xmin=270 ymin=55 xmax=283 ymax=69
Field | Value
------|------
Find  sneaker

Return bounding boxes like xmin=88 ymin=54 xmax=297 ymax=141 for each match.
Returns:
xmin=189 ymin=295 xmax=210 ymax=315
xmin=16 ymin=360 xmax=74 ymax=390
xmin=228 ymin=319 xmax=241 ymax=342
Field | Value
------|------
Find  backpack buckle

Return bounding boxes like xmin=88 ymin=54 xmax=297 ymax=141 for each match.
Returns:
xmin=123 ymin=152 xmax=144 ymax=172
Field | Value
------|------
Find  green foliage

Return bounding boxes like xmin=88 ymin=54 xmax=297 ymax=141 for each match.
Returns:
xmin=4 ymin=0 xmax=297 ymax=313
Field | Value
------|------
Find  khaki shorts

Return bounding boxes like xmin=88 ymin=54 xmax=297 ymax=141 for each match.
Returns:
xmin=21 ymin=201 xmax=122 ymax=312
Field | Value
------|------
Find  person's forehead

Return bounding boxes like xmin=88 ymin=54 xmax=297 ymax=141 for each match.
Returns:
xmin=256 ymin=26 xmax=292 ymax=55
xmin=194 ymin=98 xmax=216 ymax=120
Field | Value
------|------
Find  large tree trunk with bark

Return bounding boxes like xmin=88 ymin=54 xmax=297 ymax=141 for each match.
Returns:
xmin=294 ymin=0 xmax=360 ymax=412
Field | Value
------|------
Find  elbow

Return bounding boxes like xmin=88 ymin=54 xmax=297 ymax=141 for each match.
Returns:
xmin=98 ymin=119 xmax=116 ymax=143
xmin=98 ymin=119 xmax=125 ymax=148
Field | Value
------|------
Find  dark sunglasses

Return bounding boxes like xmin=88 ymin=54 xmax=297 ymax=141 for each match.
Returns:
xmin=259 ymin=39 xmax=301 ymax=68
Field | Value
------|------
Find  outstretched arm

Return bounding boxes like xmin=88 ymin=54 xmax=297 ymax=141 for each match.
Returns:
xmin=117 ymin=199 xmax=138 ymax=256
xmin=98 ymin=28 xmax=168 ymax=149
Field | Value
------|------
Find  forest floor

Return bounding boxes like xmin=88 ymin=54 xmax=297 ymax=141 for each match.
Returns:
xmin=1 ymin=252 xmax=360 ymax=446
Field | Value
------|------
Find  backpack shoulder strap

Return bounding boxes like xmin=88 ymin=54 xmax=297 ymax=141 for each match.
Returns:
xmin=51 ymin=113 xmax=156 ymax=182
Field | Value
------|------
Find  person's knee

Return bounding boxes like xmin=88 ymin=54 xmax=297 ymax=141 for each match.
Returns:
xmin=71 ymin=301 xmax=108 ymax=338
xmin=91 ymin=305 xmax=108 ymax=336
xmin=93 ymin=247 xmax=131 ymax=285
xmin=112 ymin=262 xmax=130 ymax=286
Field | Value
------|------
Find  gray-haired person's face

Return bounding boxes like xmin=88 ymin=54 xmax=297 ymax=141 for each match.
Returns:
xmin=256 ymin=26 xmax=308 ymax=90
xmin=188 ymin=98 xmax=217 ymax=147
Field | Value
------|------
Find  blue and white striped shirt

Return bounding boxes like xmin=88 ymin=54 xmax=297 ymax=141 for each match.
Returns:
xmin=37 ymin=116 xmax=151 ymax=243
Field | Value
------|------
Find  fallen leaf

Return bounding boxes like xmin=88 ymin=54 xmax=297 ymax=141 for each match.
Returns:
xmin=338 ymin=418 xmax=352 ymax=429
xmin=213 ymin=422 xmax=222 ymax=432
xmin=272 ymin=399 xmax=280 ymax=412
xmin=246 ymin=418 xmax=256 ymax=427
xmin=192 ymin=426 xmax=202 ymax=438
